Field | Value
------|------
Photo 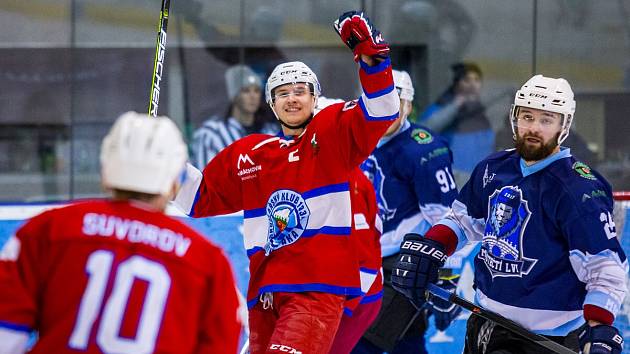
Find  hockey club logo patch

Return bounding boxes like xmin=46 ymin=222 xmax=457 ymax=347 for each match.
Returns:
xmin=411 ymin=128 xmax=433 ymax=144
xmin=479 ymin=186 xmax=537 ymax=278
xmin=265 ymin=189 xmax=310 ymax=255
xmin=361 ymin=156 xmax=396 ymax=221
xmin=572 ymin=161 xmax=597 ymax=180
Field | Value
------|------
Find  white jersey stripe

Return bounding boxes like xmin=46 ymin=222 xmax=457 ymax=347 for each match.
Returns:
xmin=243 ymin=190 xmax=351 ymax=251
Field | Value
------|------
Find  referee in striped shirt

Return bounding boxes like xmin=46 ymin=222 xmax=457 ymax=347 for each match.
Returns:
xmin=192 ymin=65 xmax=278 ymax=168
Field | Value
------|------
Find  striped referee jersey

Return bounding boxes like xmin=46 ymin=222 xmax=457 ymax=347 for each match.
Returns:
xmin=192 ymin=116 xmax=279 ymax=169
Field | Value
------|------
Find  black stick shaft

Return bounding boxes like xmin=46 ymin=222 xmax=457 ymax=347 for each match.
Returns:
xmin=426 ymin=283 xmax=577 ymax=354
xmin=148 ymin=0 xmax=171 ymax=117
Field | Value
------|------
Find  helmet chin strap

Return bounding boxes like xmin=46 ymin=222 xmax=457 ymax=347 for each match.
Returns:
xmin=278 ymin=115 xmax=313 ymax=130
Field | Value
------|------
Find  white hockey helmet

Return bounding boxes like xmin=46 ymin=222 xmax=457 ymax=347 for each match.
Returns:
xmin=265 ymin=61 xmax=321 ymax=105
xmin=100 ymin=111 xmax=188 ymax=196
xmin=510 ymin=74 xmax=576 ymax=144
xmin=393 ymin=69 xmax=414 ymax=101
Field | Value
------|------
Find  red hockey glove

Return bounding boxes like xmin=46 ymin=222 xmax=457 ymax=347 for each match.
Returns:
xmin=334 ymin=11 xmax=390 ymax=62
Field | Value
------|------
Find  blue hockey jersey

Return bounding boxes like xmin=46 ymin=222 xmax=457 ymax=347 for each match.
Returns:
xmin=361 ymin=122 xmax=458 ymax=257
xmin=439 ymin=147 xmax=628 ymax=335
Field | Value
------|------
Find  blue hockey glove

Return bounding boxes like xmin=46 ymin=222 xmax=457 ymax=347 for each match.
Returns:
xmin=578 ymin=324 xmax=623 ymax=354
xmin=391 ymin=233 xmax=447 ymax=309
xmin=427 ymin=275 xmax=462 ymax=331
xmin=334 ymin=11 xmax=389 ymax=61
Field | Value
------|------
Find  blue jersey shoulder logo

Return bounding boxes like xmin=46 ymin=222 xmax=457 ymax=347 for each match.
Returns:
xmin=265 ymin=189 xmax=310 ymax=255
xmin=479 ymin=186 xmax=537 ymax=278
xmin=361 ymin=156 xmax=396 ymax=221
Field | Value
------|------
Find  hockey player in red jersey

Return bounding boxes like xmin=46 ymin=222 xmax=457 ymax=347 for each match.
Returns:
xmin=329 ymin=167 xmax=384 ymax=354
xmin=0 ymin=112 xmax=242 ymax=354
xmin=173 ymin=11 xmax=399 ymax=354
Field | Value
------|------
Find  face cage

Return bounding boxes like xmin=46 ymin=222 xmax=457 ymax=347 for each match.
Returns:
xmin=509 ymin=104 xmax=572 ymax=145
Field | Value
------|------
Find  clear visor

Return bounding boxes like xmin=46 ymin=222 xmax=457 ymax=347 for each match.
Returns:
xmin=272 ymin=83 xmax=314 ymax=102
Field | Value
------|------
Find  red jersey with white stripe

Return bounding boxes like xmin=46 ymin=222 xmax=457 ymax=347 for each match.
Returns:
xmin=344 ymin=167 xmax=383 ymax=314
xmin=0 ymin=200 xmax=241 ymax=354
xmin=181 ymin=58 xmax=399 ymax=307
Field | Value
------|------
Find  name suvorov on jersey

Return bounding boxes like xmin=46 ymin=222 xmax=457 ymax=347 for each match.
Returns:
xmin=82 ymin=213 xmax=191 ymax=257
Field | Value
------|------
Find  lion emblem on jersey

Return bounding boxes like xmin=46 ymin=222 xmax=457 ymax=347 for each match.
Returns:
xmin=479 ymin=186 xmax=537 ymax=278
xmin=265 ymin=189 xmax=310 ymax=255
xmin=360 ymin=156 xmax=396 ymax=221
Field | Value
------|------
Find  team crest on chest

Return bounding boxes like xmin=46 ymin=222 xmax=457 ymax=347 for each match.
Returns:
xmin=265 ymin=189 xmax=310 ymax=255
xmin=479 ymin=186 xmax=537 ymax=278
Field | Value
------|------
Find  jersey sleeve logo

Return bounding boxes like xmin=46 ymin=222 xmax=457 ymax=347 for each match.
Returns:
xmin=572 ymin=161 xmax=597 ymax=180
xmin=411 ymin=128 xmax=433 ymax=144
xmin=342 ymin=100 xmax=357 ymax=111
xmin=479 ymin=186 xmax=537 ymax=278
xmin=265 ymin=189 xmax=310 ymax=255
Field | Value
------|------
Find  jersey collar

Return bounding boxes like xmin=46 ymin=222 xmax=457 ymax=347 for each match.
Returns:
xmin=520 ymin=147 xmax=572 ymax=177
xmin=377 ymin=120 xmax=410 ymax=148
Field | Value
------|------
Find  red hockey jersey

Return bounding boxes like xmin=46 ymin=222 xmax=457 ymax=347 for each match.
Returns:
xmin=0 ymin=200 xmax=241 ymax=354
xmin=344 ymin=167 xmax=383 ymax=314
xmin=175 ymin=58 xmax=399 ymax=307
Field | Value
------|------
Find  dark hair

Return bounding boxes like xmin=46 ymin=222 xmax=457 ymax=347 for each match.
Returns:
xmin=451 ymin=62 xmax=483 ymax=85
xmin=436 ymin=62 xmax=483 ymax=105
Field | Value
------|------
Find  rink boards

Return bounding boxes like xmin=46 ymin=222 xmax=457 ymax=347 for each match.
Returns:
xmin=0 ymin=202 xmax=629 ymax=353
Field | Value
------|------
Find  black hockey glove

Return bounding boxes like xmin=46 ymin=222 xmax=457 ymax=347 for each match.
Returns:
xmin=578 ymin=324 xmax=624 ymax=354
xmin=427 ymin=274 xmax=462 ymax=331
xmin=334 ymin=11 xmax=390 ymax=62
xmin=391 ymin=233 xmax=447 ymax=309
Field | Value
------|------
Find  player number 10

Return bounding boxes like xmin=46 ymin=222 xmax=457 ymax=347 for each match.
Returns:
xmin=68 ymin=250 xmax=171 ymax=354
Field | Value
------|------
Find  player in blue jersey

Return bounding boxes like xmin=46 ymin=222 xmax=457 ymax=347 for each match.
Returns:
xmin=354 ymin=70 xmax=460 ymax=354
xmin=392 ymin=75 xmax=628 ymax=354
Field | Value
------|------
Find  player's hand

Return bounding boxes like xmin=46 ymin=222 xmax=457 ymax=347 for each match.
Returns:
xmin=391 ymin=233 xmax=447 ymax=309
xmin=334 ymin=11 xmax=389 ymax=62
xmin=578 ymin=324 xmax=623 ymax=354
xmin=427 ymin=275 xmax=462 ymax=331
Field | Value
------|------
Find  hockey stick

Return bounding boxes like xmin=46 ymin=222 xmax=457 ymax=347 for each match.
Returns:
xmin=148 ymin=0 xmax=171 ymax=117
xmin=426 ymin=283 xmax=577 ymax=354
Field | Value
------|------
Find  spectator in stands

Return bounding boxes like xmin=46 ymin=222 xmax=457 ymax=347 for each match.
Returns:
xmin=192 ymin=64 xmax=278 ymax=168
xmin=419 ymin=62 xmax=494 ymax=183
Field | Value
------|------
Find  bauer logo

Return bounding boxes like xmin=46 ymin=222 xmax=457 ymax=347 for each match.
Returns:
xmin=480 ymin=186 xmax=538 ymax=278
xmin=264 ymin=189 xmax=310 ymax=255
xmin=401 ymin=241 xmax=447 ymax=262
